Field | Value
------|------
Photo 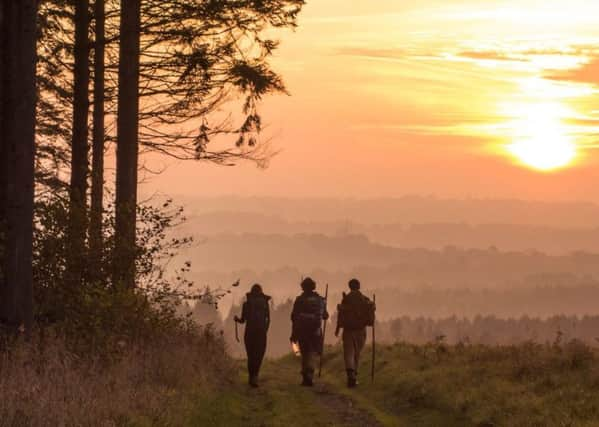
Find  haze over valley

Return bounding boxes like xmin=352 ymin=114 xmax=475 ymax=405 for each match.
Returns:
xmin=167 ymin=196 xmax=599 ymax=331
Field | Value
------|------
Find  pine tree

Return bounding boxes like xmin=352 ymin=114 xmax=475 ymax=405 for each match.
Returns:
xmin=0 ymin=0 xmax=38 ymax=333
xmin=113 ymin=0 xmax=141 ymax=289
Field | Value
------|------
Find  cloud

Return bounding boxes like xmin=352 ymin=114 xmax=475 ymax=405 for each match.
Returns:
xmin=337 ymin=47 xmax=522 ymax=63
xmin=457 ymin=51 xmax=528 ymax=62
xmin=336 ymin=44 xmax=597 ymax=67
xmin=334 ymin=47 xmax=405 ymax=60
xmin=456 ymin=47 xmax=594 ymax=63
xmin=546 ymin=57 xmax=599 ymax=86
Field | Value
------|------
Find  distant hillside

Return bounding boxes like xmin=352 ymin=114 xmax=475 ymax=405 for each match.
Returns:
xmin=180 ymin=211 xmax=599 ymax=254
xmin=179 ymin=233 xmax=599 ymax=321
xmin=179 ymin=233 xmax=599 ymax=275
xmin=175 ymin=195 xmax=599 ymax=227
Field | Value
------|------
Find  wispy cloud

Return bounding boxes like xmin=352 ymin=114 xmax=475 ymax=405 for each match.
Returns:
xmin=456 ymin=51 xmax=529 ymax=62
xmin=546 ymin=57 xmax=599 ymax=86
xmin=334 ymin=47 xmax=406 ymax=60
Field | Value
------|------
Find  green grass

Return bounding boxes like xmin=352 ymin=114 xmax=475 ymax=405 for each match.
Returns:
xmin=320 ymin=341 xmax=599 ymax=426
xmin=177 ymin=341 xmax=599 ymax=427
xmin=187 ymin=356 xmax=334 ymax=427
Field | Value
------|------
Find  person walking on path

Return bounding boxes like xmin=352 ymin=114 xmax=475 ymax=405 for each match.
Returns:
xmin=290 ymin=277 xmax=329 ymax=386
xmin=235 ymin=284 xmax=271 ymax=388
xmin=335 ymin=278 xmax=376 ymax=388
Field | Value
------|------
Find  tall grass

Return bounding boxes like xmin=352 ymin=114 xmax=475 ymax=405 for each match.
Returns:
xmin=0 ymin=327 xmax=234 ymax=427
xmin=319 ymin=338 xmax=599 ymax=426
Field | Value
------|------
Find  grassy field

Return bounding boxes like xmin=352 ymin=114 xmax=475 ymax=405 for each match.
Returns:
xmin=182 ymin=340 xmax=599 ymax=427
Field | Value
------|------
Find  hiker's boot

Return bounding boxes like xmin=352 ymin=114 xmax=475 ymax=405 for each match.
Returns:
xmin=346 ymin=369 xmax=357 ymax=388
xmin=301 ymin=371 xmax=314 ymax=387
xmin=249 ymin=374 xmax=259 ymax=388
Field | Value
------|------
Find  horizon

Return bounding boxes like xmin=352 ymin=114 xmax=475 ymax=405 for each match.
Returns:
xmin=151 ymin=193 xmax=599 ymax=204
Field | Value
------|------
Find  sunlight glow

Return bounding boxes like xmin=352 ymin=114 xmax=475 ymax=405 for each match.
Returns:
xmin=504 ymin=102 xmax=578 ymax=171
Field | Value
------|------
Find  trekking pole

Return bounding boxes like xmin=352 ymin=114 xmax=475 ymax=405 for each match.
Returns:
xmin=371 ymin=293 xmax=376 ymax=383
xmin=231 ymin=280 xmax=240 ymax=343
xmin=318 ymin=283 xmax=329 ymax=378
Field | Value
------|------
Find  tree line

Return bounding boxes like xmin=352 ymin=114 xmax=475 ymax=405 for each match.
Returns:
xmin=0 ymin=0 xmax=304 ymax=337
xmin=198 ymin=298 xmax=599 ymax=358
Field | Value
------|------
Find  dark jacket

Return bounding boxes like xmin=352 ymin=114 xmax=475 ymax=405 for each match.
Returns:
xmin=238 ymin=291 xmax=271 ymax=334
xmin=291 ymin=291 xmax=329 ymax=341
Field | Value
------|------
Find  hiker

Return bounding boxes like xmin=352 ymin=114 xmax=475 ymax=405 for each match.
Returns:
xmin=290 ymin=277 xmax=329 ymax=386
xmin=335 ymin=278 xmax=375 ymax=388
xmin=234 ymin=284 xmax=271 ymax=387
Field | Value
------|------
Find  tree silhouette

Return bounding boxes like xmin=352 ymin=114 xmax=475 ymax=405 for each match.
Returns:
xmin=89 ymin=0 xmax=107 ymax=280
xmin=113 ymin=0 xmax=142 ymax=289
xmin=0 ymin=0 xmax=38 ymax=333
xmin=66 ymin=0 xmax=91 ymax=287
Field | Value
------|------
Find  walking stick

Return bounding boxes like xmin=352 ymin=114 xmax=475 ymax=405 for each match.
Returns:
xmin=318 ymin=283 xmax=329 ymax=378
xmin=231 ymin=281 xmax=241 ymax=343
xmin=371 ymin=293 xmax=376 ymax=383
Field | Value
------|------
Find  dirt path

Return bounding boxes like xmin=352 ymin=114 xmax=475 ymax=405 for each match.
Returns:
xmin=312 ymin=382 xmax=384 ymax=427
xmin=187 ymin=358 xmax=390 ymax=426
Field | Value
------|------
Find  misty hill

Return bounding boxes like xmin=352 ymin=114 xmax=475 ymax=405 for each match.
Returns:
xmin=370 ymin=223 xmax=599 ymax=254
xmin=176 ymin=195 xmax=599 ymax=227
xmin=180 ymin=233 xmax=599 ymax=320
xmin=180 ymin=211 xmax=599 ymax=254
xmin=181 ymin=233 xmax=599 ymax=276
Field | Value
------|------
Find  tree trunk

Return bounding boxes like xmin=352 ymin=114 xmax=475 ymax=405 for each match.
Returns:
xmin=89 ymin=0 xmax=105 ymax=282
xmin=0 ymin=1 xmax=7 ymax=315
xmin=113 ymin=0 xmax=141 ymax=289
xmin=67 ymin=0 xmax=91 ymax=286
xmin=0 ymin=0 xmax=38 ymax=333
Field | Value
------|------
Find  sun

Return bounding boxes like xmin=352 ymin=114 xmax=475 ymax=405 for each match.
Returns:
xmin=507 ymin=131 xmax=577 ymax=171
xmin=504 ymin=102 xmax=578 ymax=172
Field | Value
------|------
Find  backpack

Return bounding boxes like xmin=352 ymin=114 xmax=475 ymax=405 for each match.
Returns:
xmin=294 ymin=293 xmax=325 ymax=334
xmin=245 ymin=295 xmax=269 ymax=331
xmin=338 ymin=292 xmax=375 ymax=330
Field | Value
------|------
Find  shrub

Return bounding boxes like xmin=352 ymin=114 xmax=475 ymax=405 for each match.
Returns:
xmin=0 ymin=195 xmax=236 ymax=425
xmin=32 ymin=196 xmax=200 ymax=354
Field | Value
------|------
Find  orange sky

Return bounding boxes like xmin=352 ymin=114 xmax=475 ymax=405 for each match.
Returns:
xmin=143 ymin=0 xmax=599 ymax=202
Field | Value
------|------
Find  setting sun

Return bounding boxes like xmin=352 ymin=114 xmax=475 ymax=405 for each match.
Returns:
xmin=507 ymin=134 xmax=577 ymax=171
xmin=504 ymin=103 xmax=578 ymax=171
